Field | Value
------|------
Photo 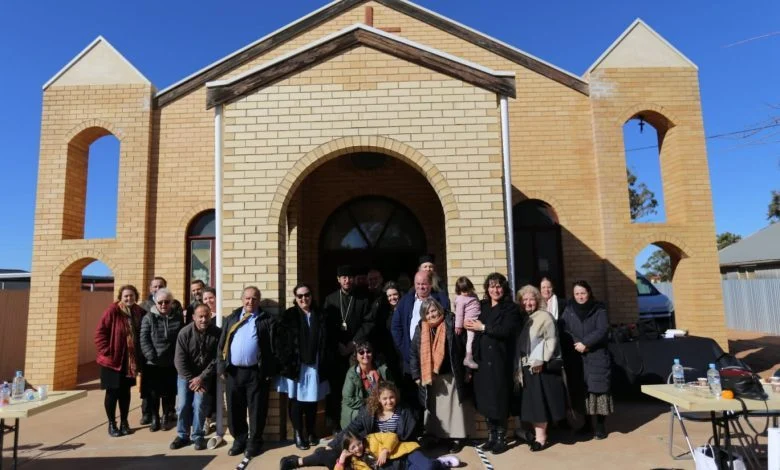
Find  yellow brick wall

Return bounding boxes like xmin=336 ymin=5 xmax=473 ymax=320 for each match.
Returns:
xmin=28 ymin=84 xmax=154 ymax=389
xmin=221 ymin=46 xmax=507 ymax=313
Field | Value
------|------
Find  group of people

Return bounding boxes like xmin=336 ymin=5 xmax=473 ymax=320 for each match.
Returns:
xmin=93 ymin=254 xmax=614 ymax=467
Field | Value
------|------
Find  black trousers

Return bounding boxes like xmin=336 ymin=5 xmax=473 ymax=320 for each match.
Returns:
xmin=226 ymin=366 xmax=269 ymax=449
xmin=301 ymin=447 xmax=340 ymax=468
xmin=200 ymin=377 xmax=218 ymax=419
xmin=104 ymin=385 xmax=131 ymax=423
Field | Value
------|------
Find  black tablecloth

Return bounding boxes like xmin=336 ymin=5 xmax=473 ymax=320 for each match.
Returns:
xmin=608 ymin=336 xmax=724 ymax=397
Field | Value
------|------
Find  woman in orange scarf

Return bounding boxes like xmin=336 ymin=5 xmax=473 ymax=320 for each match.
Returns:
xmin=409 ymin=298 xmax=470 ymax=454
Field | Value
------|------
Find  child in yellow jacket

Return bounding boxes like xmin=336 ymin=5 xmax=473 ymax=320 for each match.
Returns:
xmin=335 ymin=432 xmax=459 ymax=470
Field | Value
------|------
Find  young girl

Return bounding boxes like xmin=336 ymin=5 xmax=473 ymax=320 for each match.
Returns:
xmin=336 ymin=432 xmax=460 ymax=470
xmin=455 ymin=276 xmax=480 ymax=369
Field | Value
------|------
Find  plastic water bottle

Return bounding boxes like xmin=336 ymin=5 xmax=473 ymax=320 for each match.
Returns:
xmin=707 ymin=363 xmax=722 ymax=398
xmin=0 ymin=382 xmax=10 ymax=407
xmin=672 ymin=358 xmax=685 ymax=388
xmin=12 ymin=370 xmax=25 ymax=400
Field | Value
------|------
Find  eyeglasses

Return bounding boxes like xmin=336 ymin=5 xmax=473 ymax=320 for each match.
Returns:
xmin=157 ymin=300 xmax=171 ymax=305
xmin=357 ymin=349 xmax=373 ymax=355
xmin=296 ymin=293 xmax=312 ymax=299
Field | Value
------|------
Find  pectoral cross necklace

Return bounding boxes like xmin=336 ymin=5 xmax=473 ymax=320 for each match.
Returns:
xmin=339 ymin=291 xmax=353 ymax=331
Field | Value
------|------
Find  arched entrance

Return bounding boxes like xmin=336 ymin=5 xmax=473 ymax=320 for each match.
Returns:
xmin=513 ymin=199 xmax=564 ymax=290
xmin=319 ymin=196 xmax=427 ymax=296
xmin=286 ymin=151 xmax=446 ymax=301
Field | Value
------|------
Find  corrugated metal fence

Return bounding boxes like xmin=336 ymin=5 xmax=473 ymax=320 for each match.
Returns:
xmin=655 ymin=279 xmax=780 ymax=335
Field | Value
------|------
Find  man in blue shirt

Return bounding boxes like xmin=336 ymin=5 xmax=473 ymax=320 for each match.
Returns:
xmin=217 ymin=286 xmax=279 ymax=458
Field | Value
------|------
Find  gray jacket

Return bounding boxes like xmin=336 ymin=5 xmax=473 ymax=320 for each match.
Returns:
xmin=140 ymin=307 xmax=183 ymax=368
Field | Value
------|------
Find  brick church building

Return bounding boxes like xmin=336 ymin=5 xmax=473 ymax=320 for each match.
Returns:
xmin=28 ymin=0 xmax=725 ymax=437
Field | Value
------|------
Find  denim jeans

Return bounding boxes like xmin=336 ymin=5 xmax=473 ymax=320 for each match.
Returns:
xmin=176 ymin=376 xmax=205 ymax=440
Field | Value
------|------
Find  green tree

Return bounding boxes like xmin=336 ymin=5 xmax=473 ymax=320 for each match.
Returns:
xmin=716 ymin=232 xmax=742 ymax=250
xmin=627 ymin=169 xmax=659 ymax=221
xmin=642 ymin=249 xmax=671 ymax=281
xmin=769 ymin=190 xmax=780 ymax=223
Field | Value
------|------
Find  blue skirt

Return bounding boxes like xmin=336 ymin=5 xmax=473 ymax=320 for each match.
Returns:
xmin=276 ymin=362 xmax=330 ymax=402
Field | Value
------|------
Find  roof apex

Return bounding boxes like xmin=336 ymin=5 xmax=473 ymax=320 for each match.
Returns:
xmin=586 ymin=18 xmax=697 ymax=75
xmin=43 ymin=36 xmax=151 ymax=90
xmin=206 ymin=23 xmax=517 ymax=108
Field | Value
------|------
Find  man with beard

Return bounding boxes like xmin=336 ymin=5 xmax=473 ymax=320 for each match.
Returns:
xmin=321 ymin=265 xmax=373 ymax=431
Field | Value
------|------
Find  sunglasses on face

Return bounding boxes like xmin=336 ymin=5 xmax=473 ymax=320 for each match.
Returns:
xmin=357 ymin=349 xmax=373 ymax=356
xmin=296 ymin=293 xmax=312 ymax=299
xmin=157 ymin=300 xmax=171 ymax=305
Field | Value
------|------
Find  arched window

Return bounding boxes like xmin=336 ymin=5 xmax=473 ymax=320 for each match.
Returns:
xmin=187 ymin=210 xmax=215 ymax=290
xmin=319 ymin=197 xmax=426 ymax=295
xmin=513 ymin=200 xmax=564 ymax=290
xmin=321 ymin=197 xmax=425 ymax=251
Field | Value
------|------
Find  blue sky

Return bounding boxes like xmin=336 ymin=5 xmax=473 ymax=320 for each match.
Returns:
xmin=1 ymin=0 xmax=778 ymax=277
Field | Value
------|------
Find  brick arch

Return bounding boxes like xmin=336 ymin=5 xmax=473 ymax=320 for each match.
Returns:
xmin=632 ymin=233 xmax=692 ymax=262
xmin=617 ymin=103 xmax=679 ymax=130
xmin=178 ymin=204 xmax=215 ymax=239
xmin=55 ymin=249 xmax=118 ymax=278
xmin=267 ymin=136 xmax=459 ymax=229
xmin=65 ymin=119 xmax=125 ymax=143
xmin=512 ymin=190 xmax=569 ymax=227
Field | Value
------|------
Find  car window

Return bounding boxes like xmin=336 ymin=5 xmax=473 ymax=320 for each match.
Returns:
xmin=636 ymin=275 xmax=659 ymax=296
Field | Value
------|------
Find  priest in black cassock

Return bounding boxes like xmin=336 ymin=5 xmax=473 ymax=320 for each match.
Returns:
xmin=322 ymin=265 xmax=373 ymax=431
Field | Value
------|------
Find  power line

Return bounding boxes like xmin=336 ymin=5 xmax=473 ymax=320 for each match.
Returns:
xmin=625 ymin=122 xmax=780 ymax=153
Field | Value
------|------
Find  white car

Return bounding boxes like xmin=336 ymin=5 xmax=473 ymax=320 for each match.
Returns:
xmin=636 ymin=271 xmax=675 ymax=329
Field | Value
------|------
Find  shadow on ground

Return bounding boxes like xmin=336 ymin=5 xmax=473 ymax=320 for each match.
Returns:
xmin=729 ymin=336 xmax=780 ymax=376
xmin=3 ymin=455 xmax=217 ymax=469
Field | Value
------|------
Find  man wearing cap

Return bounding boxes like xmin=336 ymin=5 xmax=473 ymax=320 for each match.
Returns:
xmin=322 ymin=265 xmax=373 ymax=431
xmin=417 ymin=254 xmax=448 ymax=296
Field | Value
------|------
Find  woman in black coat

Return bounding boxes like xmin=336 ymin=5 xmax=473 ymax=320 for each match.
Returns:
xmin=559 ymin=280 xmax=612 ymax=440
xmin=275 ymin=283 xmax=330 ymax=450
xmin=464 ymin=272 xmax=523 ymax=455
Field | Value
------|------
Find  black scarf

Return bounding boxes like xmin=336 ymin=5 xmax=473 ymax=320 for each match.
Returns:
xmin=573 ymin=299 xmax=595 ymax=321
xmin=298 ymin=308 xmax=320 ymax=365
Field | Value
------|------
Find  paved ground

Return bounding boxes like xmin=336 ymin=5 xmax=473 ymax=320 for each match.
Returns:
xmin=3 ymin=328 xmax=776 ymax=469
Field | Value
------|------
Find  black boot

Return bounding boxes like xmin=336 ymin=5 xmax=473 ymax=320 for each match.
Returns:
xmin=279 ymin=455 xmax=299 ymax=470
xmin=594 ymin=415 xmax=607 ymax=440
xmin=119 ymin=420 xmax=133 ymax=436
xmin=492 ymin=425 xmax=509 ymax=454
xmin=577 ymin=414 xmax=594 ymax=436
xmin=294 ymin=430 xmax=309 ymax=450
xmin=479 ymin=422 xmax=497 ymax=452
xmin=107 ymin=421 xmax=121 ymax=437
xmin=150 ymin=415 xmax=161 ymax=432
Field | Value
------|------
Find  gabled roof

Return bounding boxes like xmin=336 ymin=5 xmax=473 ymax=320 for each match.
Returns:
xmin=586 ymin=18 xmax=697 ymax=75
xmin=206 ymin=24 xmax=515 ymax=108
xmin=157 ymin=0 xmax=587 ymax=107
xmin=43 ymin=36 xmax=151 ymax=90
xmin=719 ymin=223 xmax=780 ymax=267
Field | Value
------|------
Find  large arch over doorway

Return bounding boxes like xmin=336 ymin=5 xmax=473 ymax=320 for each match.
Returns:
xmin=286 ymin=151 xmax=446 ymax=301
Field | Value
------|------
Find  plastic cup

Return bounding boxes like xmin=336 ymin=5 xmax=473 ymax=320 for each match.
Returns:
xmin=38 ymin=385 xmax=48 ymax=400
xmin=697 ymin=378 xmax=707 ymax=387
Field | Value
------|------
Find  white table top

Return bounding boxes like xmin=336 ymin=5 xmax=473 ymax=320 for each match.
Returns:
xmin=0 ymin=390 xmax=87 ymax=419
xmin=642 ymin=384 xmax=780 ymax=412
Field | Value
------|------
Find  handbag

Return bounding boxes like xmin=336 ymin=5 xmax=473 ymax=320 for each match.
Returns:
xmin=693 ymin=445 xmax=746 ymax=470
xmin=715 ymin=353 xmax=768 ymax=401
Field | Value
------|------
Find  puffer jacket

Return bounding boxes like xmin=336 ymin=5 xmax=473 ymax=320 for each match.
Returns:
xmin=140 ymin=306 xmax=184 ymax=368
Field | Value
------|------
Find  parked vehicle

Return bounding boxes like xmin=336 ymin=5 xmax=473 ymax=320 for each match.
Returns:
xmin=636 ymin=271 xmax=675 ymax=330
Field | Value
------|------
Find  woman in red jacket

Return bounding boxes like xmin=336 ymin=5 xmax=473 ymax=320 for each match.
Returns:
xmin=95 ymin=285 xmax=145 ymax=437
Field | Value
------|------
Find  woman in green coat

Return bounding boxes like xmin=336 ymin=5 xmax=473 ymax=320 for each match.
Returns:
xmin=340 ymin=340 xmax=393 ymax=429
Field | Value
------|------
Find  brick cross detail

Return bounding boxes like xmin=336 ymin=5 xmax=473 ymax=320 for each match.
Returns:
xmin=364 ymin=6 xmax=401 ymax=33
